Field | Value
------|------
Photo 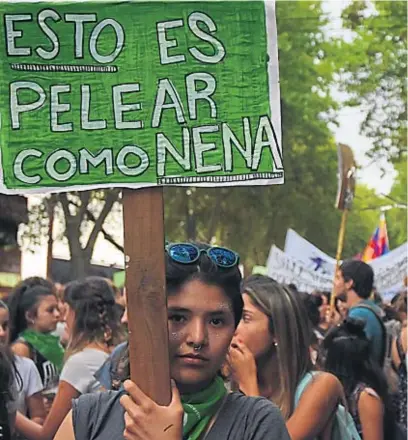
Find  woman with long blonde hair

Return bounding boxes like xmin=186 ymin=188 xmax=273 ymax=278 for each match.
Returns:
xmin=227 ymin=275 xmax=349 ymax=439
xmin=13 ymin=276 xmax=124 ymax=440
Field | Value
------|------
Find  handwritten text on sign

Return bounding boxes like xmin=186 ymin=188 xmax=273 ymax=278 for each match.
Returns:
xmin=0 ymin=1 xmax=282 ymax=192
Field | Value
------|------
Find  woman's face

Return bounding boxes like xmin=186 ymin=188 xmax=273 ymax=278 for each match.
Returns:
xmin=318 ymin=295 xmax=329 ymax=322
xmin=168 ymin=279 xmax=236 ymax=394
xmin=120 ymin=290 xmax=128 ymax=326
xmin=63 ymin=303 xmax=75 ymax=336
xmin=57 ymin=300 xmax=66 ymax=322
xmin=336 ymin=299 xmax=348 ymax=318
xmin=31 ymin=295 xmax=60 ymax=333
xmin=0 ymin=307 xmax=10 ymax=345
xmin=234 ymin=293 xmax=274 ymax=360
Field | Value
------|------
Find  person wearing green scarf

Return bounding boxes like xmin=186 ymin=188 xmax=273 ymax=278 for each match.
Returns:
xmin=9 ymin=281 xmax=63 ymax=394
xmin=55 ymin=243 xmax=290 ymax=440
xmin=20 ymin=329 xmax=64 ymax=373
xmin=181 ymin=376 xmax=227 ymax=440
xmin=14 ymin=277 xmax=125 ymax=440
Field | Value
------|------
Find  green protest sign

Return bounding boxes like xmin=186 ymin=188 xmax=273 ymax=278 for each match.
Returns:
xmin=0 ymin=1 xmax=282 ymax=193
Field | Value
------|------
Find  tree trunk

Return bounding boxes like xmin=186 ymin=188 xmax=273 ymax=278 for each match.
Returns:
xmin=58 ymin=190 xmax=120 ymax=281
xmin=69 ymin=246 xmax=89 ymax=280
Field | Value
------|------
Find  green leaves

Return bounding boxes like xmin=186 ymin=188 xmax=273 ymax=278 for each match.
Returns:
xmin=340 ymin=0 xmax=407 ymax=160
xmin=387 ymin=159 xmax=408 ymax=246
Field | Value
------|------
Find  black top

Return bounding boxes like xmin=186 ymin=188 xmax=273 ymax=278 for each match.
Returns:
xmin=18 ymin=338 xmax=59 ymax=393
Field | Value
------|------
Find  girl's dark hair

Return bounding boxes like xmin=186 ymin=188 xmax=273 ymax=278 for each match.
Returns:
xmin=313 ymin=290 xmax=331 ymax=304
xmin=340 ymin=260 xmax=374 ymax=299
xmin=300 ymin=292 xmax=322 ymax=328
xmin=0 ymin=345 xmax=19 ymax=439
xmin=383 ymin=304 xmax=400 ymax=323
xmin=334 ymin=293 xmax=347 ymax=315
xmin=114 ymin=242 xmax=243 ymax=387
xmin=393 ymin=291 xmax=407 ymax=315
xmin=63 ymin=277 xmax=124 ymax=358
xmin=324 ymin=317 xmax=396 ymax=437
xmin=7 ymin=277 xmax=56 ymax=343
xmin=166 ymin=243 xmax=243 ymax=327
xmin=0 ymin=347 xmax=13 ymax=439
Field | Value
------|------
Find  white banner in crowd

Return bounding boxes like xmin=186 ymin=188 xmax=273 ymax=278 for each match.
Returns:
xmin=369 ymin=243 xmax=407 ymax=300
xmin=283 ymin=228 xmax=407 ymax=298
xmin=266 ymin=245 xmax=333 ymax=293
xmin=284 ymin=229 xmax=337 ymax=275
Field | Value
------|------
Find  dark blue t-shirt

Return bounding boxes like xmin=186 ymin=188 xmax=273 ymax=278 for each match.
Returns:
xmin=72 ymin=391 xmax=290 ymax=440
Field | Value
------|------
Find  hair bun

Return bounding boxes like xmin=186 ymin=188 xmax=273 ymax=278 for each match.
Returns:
xmin=344 ymin=317 xmax=366 ymax=337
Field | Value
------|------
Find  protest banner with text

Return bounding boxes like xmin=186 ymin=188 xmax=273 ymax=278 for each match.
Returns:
xmin=283 ymin=229 xmax=407 ymax=297
xmin=267 ymin=245 xmax=333 ymax=293
xmin=0 ymin=1 xmax=282 ymax=194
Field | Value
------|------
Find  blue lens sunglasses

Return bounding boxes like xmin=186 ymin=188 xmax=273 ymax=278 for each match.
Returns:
xmin=166 ymin=243 xmax=239 ymax=268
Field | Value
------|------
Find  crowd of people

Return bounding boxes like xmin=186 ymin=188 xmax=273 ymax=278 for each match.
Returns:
xmin=0 ymin=242 xmax=406 ymax=439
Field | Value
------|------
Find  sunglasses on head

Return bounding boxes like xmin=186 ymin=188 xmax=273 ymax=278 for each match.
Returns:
xmin=166 ymin=243 xmax=239 ymax=268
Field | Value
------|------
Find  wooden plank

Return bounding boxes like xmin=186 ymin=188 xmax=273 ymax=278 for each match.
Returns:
xmin=330 ymin=209 xmax=348 ymax=314
xmin=123 ymin=187 xmax=171 ymax=405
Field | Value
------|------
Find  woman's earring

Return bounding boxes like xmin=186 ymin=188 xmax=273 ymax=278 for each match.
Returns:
xmin=273 ymin=341 xmax=278 ymax=347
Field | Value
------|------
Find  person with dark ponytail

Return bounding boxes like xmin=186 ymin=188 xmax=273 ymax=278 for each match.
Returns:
xmin=55 ymin=243 xmax=290 ymax=440
xmin=14 ymin=276 xmax=124 ymax=440
xmin=324 ymin=317 xmax=399 ymax=439
xmin=8 ymin=277 xmax=63 ymax=401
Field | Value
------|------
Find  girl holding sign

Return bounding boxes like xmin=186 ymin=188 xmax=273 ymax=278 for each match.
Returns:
xmin=55 ymin=243 xmax=290 ymax=440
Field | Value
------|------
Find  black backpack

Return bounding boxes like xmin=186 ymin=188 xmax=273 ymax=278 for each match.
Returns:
xmin=353 ymin=304 xmax=407 ymax=440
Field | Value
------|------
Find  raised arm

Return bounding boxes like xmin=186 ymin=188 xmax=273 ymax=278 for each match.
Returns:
xmin=15 ymin=381 xmax=79 ymax=440
xmin=358 ymin=389 xmax=384 ymax=440
xmin=54 ymin=410 xmax=75 ymax=440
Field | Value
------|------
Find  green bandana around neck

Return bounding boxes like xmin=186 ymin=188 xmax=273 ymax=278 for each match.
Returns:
xmin=181 ymin=376 xmax=227 ymax=440
xmin=21 ymin=329 xmax=64 ymax=372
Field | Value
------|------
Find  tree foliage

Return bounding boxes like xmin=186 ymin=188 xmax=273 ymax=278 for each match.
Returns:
xmin=22 ymin=0 xmax=406 ymax=278
xmin=347 ymin=185 xmax=385 ymax=255
xmin=339 ymin=0 xmax=407 ymax=160
xmin=386 ymin=159 xmax=408 ymax=247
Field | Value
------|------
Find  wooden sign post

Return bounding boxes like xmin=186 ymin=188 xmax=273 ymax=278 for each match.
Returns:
xmin=123 ymin=188 xmax=171 ymax=404
xmin=330 ymin=208 xmax=348 ymax=312
xmin=330 ymin=144 xmax=356 ymax=313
